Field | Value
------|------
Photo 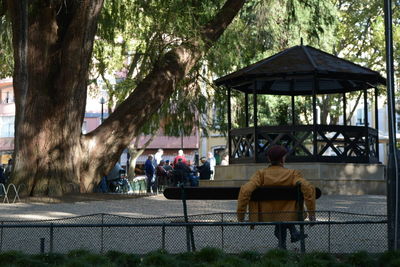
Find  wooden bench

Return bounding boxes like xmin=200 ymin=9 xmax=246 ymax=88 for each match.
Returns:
xmin=163 ymin=184 xmax=321 ymax=252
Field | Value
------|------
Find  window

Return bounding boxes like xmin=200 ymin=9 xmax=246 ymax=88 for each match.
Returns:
xmin=0 ymin=116 xmax=15 ymax=137
xmin=2 ymin=91 xmax=14 ymax=104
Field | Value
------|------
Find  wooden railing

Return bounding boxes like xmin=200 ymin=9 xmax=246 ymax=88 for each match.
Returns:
xmin=229 ymin=125 xmax=379 ymax=164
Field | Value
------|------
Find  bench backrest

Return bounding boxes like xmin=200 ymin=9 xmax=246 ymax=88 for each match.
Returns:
xmin=163 ymin=185 xmax=303 ymax=201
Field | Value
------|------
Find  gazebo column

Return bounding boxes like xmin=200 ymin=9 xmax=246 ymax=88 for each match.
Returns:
xmin=375 ymin=87 xmax=380 ymax=160
xmin=343 ymin=92 xmax=347 ymax=157
xmin=312 ymin=77 xmax=318 ymax=159
xmin=364 ymin=87 xmax=370 ymax=161
xmin=291 ymin=94 xmax=295 ymax=125
xmin=245 ymin=93 xmax=249 ymax=127
xmin=253 ymin=81 xmax=258 ymax=162
xmin=227 ymin=86 xmax=232 ymax=163
xmin=343 ymin=92 xmax=347 ymax=126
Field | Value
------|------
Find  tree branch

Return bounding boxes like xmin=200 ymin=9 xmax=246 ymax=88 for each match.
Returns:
xmin=87 ymin=0 xmax=247 ymax=165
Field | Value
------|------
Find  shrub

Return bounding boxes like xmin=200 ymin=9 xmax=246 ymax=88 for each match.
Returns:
xmin=0 ymin=251 xmax=27 ymax=263
xmin=379 ymin=250 xmax=400 ymax=266
xmin=175 ymin=251 xmax=201 ymax=266
xmin=105 ymin=250 xmax=140 ymax=267
xmin=59 ymin=258 xmax=92 ymax=267
xmin=195 ymin=247 xmax=224 ymax=263
xmin=254 ymin=258 xmax=290 ymax=267
xmin=238 ymin=250 xmax=262 ymax=263
xmin=67 ymin=249 xmax=93 ymax=258
xmin=32 ymin=253 xmax=66 ymax=265
xmin=210 ymin=255 xmax=247 ymax=267
xmin=262 ymin=249 xmax=297 ymax=265
xmin=345 ymin=251 xmax=376 ymax=267
xmin=13 ymin=257 xmax=44 ymax=267
xmin=142 ymin=250 xmax=176 ymax=267
xmin=299 ymin=251 xmax=337 ymax=267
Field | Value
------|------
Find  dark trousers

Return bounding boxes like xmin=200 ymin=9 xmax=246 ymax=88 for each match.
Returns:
xmin=274 ymin=224 xmax=298 ymax=249
xmin=146 ymin=175 xmax=156 ymax=193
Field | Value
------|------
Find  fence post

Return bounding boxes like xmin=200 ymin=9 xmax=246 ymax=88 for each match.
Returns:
xmin=49 ymin=223 xmax=54 ymax=253
xmin=328 ymin=211 xmax=331 ymax=253
xmin=162 ymin=224 xmax=166 ymax=251
xmin=101 ymin=214 xmax=104 ymax=254
xmin=0 ymin=221 xmax=3 ymax=253
xmin=40 ymin=238 xmax=45 ymax=254
xmin=221 ymin=213 xmax=224 ymax=251
xmin=299 ymin=223 xmax=305 ymax=253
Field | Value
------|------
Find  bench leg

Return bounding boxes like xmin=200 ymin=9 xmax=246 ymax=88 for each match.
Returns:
xmin=274 ymin=224 xmax=287 ymax=250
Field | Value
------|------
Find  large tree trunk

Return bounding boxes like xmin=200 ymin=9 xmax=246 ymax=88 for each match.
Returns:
xmin=8 ymin=0 xmax=246 ymax=196
xmin=8 ymin=1 xmax=104 ymax=196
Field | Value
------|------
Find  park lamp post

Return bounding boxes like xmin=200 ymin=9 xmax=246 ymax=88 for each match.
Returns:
xmin=99 ymin=96 xmax=106 ymax=123
xmin=384 ymin=0 xmax=400 ymax=250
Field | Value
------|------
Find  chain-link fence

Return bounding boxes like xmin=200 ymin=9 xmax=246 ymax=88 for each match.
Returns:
xmin=0 ymin=211 xmax=387 ymax=255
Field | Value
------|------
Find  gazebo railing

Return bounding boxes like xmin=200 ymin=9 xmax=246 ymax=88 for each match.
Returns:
xmin=230 ymin=125 xmax=379 ymax=164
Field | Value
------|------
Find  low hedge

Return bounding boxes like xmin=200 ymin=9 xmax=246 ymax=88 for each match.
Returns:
xmin=0 ymin=248 xmax=397 ymax=267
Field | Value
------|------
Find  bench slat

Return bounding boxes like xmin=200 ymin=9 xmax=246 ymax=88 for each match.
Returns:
xmin=163 ymin=186 xmax=321 ymax=200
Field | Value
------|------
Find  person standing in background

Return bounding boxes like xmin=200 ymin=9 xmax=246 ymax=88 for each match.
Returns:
xmin=220 ymin=152 xmax=229 ymax=166
xmin=144 ymin=154 xmax=156 ymax=193
xmin=154 ymin=149 xmax=163 ymax=165
xmin=207 ymin=152 xmax=216 ymax=180
xmin=173 ymin=149 xmax=187 ymax=166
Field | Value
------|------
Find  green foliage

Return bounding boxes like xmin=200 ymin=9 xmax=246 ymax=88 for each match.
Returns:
xmin=64 ymin=249 xmax=113 ymax=267
xmin=32 ymin=253 xmax=66 ymax=266
xmin=0 ymin=14 xmax=12 ymax=78
xmin=1 ymin=249 xmax=400 ymax=266
xmin=261 ymin=249 xmax=299 ymax=266
xmin=210 ymin=254 xmax=247 ymax=267
xmin=298 ymin=251 xmax=337 ymax=267
xmin=105 ymin=250 xmax=141 ymax=267
xmin=379 ymin=250 xmax=400 ymax=266
xmin=238 ymin=250 xmax=262 ymax=262
xmin=344 ymin=250 xmax=377 ymax=267
xmin=195 ymin=247 xmax=224 ymax=263
xmin=141 ymin=250 xmax=177 ymax=267
xmin=91 ymin=0 xmax=340 ymax=137
xmin=0 ymin=250 xmax=27 ymax=262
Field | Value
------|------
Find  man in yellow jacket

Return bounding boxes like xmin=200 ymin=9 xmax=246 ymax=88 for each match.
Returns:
xmin=237 ymin=145 xmax=316 ymax=249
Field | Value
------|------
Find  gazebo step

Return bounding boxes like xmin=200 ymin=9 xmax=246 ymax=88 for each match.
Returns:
xmin=202 ymin=162 xmax=386 ymax=195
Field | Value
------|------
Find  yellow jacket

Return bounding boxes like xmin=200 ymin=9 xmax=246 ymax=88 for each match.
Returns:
xmin=237 ymin=165 xmax=316 ymax=222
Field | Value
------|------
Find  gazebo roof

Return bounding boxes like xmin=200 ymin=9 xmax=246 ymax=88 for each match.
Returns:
xmin=214 ymin=45 xmax=386 ymax=95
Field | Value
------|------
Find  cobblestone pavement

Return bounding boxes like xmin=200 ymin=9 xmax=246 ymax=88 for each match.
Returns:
xmin=0 ymin=194 xmax=387 ymax=221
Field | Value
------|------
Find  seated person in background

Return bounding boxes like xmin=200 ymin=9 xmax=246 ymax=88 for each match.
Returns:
xmin=156 ymin=160 xmax=168 ymax=190
xmin=187 ymin=160 xmax=199 ymax=187
xmin=173 ymin=158 xmax=191 ymax=186
xmin=118 ymin=170 xmax=133 ymax=193
xmin=197 ymin=157 xmax=212 ymax=180
xmin=237 ymin=145 xmax=316 ymax=249
xmin=163 ymin=160 xmax=173 ymax=172
xmin=107 ymin=162 xmax=124 ymax=192
xmin=110 ymin=169 xmax=132 ymax=193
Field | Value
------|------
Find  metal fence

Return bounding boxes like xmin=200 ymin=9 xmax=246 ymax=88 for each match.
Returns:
xmin=0 ymin=211 xmax=387 ymax=255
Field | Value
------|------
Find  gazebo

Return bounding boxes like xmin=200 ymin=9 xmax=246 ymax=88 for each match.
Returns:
xmin=214 ymin=45 xmax=386 ymax=164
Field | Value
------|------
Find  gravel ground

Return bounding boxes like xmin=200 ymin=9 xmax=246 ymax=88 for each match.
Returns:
xmin=0 ymin=194 xmax=388 ymax=254
xmin=0 ymin=194 xmax=387 ymax=221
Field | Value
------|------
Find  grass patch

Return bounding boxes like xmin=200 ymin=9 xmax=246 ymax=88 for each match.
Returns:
xmin=0 ymin=249 xmax=397 ymax=266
